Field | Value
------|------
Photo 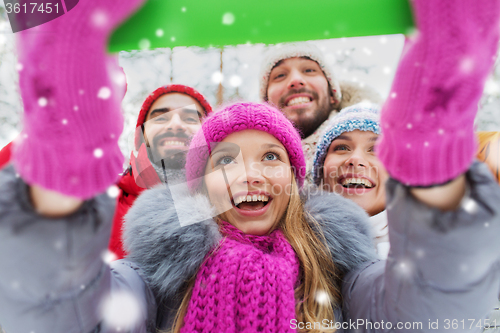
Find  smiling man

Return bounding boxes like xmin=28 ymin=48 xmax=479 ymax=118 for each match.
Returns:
xmin=260 ymin=42 xmax=382 ymax=183
xmin=109 ymin=84 xmax=212 ymax=259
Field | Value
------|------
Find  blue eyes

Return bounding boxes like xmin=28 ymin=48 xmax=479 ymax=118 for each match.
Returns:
xmin=214 ymin=152 xmax=280 ymax=167
xmin=333 ymin=144 xmax=349 ymax=152
xmin=218 ymin=156 xmax=235 ymax=165
xmin=332 ymin=145 xmax=376 ymax=153
xmin=263 ymin=152 xmax=278 ymax=161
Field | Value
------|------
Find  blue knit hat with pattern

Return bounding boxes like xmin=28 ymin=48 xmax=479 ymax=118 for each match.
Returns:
xmin=313 ymin=102 xmax=381 ymax=185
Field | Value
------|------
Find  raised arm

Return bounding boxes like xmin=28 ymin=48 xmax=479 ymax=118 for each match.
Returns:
xmin=377 ymin=0 xmax=500 ymax=207
xmin=343 ymin=0 xmax=500 ymax=331
xmin=0 ymin=1 xmax=150 ymax=332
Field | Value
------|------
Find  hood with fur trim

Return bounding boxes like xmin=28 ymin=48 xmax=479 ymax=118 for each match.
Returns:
xmin=124 ymin=184 xmax=376 ymax=303
xmin=338 ymin=80 xmax=383 ymax=110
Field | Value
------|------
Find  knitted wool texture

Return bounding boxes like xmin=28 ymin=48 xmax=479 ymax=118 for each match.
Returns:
xmin=181 ymin=222 xmax=299 ymax=333
xmin=13 ymin=0 xmax=145 ymax=199
xmin=185 ymin=102 xmax=306 ymax=190
xmin=377 ymin=0 xmax=500 ymax=186
xmin=313 ymin=103 xmax=381 ymax=185
xmin=259 ymin=42 xmax=341 ymax=103
xmin=134 ymin=84 xmax=212 ymax=149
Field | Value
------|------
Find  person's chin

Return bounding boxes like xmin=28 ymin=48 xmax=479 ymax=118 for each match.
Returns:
xmin=236 ymin=221 xmax=273 ymax=236
xmin=284 ymin=104 xmax=316 ymax=118
xmin=158 ymin=150 xmax=188 ymax=169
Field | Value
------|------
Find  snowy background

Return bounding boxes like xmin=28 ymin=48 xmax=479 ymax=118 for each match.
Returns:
xmin=1 ymin=4 xmax=499 ymax=163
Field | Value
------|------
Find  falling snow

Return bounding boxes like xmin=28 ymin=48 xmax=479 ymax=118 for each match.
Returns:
xmin=460 ymin=56 xmax=475 ymax=74
xmin=315 ymin=290 xmax=331 ymax=305
xmin=97 ymin=87 xmax=112 ymax=100
xmin=229 ymin=75 xmax=242 ymax=87
xmin=38 ymin=97 xmax=48 ymax=107
xmin=101 ymin=291 xmax=142 ymax=330
xmin=93 ymin=148 xmax=104 ymax=158
xmin=461 ymin=197 xmax=478 ymax=214
xmin=211 ymin=72 xmax=224 ymax=84
xmin=222 ymin=12 xmax=235 ymax=25
xmin=107 ymin=185 xmax=120 ymax=198
xmin=102 ymin=250 xmax=118 ymax=264
xmin=138 ymin=39 xmax=151 ymax=50
xmin=91 ymin=10 xmax=108 ymax=28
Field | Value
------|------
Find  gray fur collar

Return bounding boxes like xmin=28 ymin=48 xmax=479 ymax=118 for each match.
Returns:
xmin=124 ymin=184 xmax=376 ymax=302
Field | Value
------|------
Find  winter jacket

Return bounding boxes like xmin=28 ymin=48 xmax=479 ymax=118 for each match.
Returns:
xmin=1 ymin=160 xmax=500 ymax=333
xmin=0 ymin=142 xmax=12 ymax=170
xmin=109 ymin=166 xmax=147 ymax=260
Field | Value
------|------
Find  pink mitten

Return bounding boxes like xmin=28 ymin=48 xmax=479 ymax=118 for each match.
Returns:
xmin=377 ymin=0 xmax=500 ymax=186
xmin=13 ymin=0 xmax=145 ymax=198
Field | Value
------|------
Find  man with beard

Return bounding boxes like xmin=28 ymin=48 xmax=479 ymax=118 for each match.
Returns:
xmin=260 ymin=43 xmax=382 ymax=183
xmin=109 ymin=84 xmax=212 ymax=259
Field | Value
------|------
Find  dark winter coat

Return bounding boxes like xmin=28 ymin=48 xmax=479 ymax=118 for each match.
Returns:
xmin=1 ymin=161 xmax=500 ymax=333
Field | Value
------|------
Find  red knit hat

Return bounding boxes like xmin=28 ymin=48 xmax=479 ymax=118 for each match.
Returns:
xmin=134 ymin=84 xmax=213 ymax=149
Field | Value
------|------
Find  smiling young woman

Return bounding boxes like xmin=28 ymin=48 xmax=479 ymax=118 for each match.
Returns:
xmin=314 ymin=104 xmax=388 ymax=217
xmin=313 ymin=103 xmax=391 ymax=257
xmin=175 ymin=102 xmax=351 ymax=332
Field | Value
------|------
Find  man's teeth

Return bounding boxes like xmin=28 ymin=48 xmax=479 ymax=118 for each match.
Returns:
xmin=341 ymin=178 xmax=374 ymax=188
xmin=234 ymin=194 xmax=270 ymax=205
xmin=287 ymin=96 xmax=311 ymax=106
xmin=162 ymin=141 xmax=185 ymax=146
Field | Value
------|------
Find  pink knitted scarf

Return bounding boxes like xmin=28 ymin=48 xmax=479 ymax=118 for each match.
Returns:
xmin=181 ymin=222 xmax=300 ymax=332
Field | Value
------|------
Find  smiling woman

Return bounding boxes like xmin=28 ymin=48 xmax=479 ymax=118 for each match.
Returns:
xmin=176 ymin=102 xmax=347 ymax=332
xmin=314 ymin=103 xmax=387 ymax=217
xmin=313 ymin=103 xmax=391 ymax=257
xmin=203 ymin=130 xmax=292 ymax=235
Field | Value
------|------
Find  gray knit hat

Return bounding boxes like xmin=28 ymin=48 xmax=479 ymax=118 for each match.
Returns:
xmin=259 ymin=42 xmax=342 ymax=104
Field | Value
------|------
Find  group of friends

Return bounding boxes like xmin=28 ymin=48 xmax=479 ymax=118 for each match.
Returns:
xmin=1 ymin=0 xmax=500 ymax=332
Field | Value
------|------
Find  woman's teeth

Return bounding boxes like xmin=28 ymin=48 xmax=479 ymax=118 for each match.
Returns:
xmin=233 ymin=194 xmax=269 ymax=205
xmin=341 ymin=178 xmax=374 ymax=188
xmin=162 ymin=141 xmax=185 ymax=146
xmin=287 ymin=96 xmax=311 ymax=106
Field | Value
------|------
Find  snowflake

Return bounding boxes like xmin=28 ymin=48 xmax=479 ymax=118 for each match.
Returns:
xmin=38 ymin=97 xmax=48 ymax=107
xmin=101 ymin=291 xmax=142 ymax=331
xmin=211 ymin=72 xmax=224 ymax=84
xmin=229 ymin=75 xmax=242 ymax=87
xmin=222 ymin=12 xmax=235 ymax=25
xmin=97 ymin=87 xmax=111 ymax=100
xmin=93 ymin=148 xmax=104 ymax=158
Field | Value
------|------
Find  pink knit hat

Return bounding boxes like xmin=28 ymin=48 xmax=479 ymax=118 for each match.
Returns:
xmin=186 ymin=102 xmax=306 ymax=190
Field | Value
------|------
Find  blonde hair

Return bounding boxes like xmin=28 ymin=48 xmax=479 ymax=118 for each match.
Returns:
xmin=170 ymin=176 xmax=341 ymax=333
